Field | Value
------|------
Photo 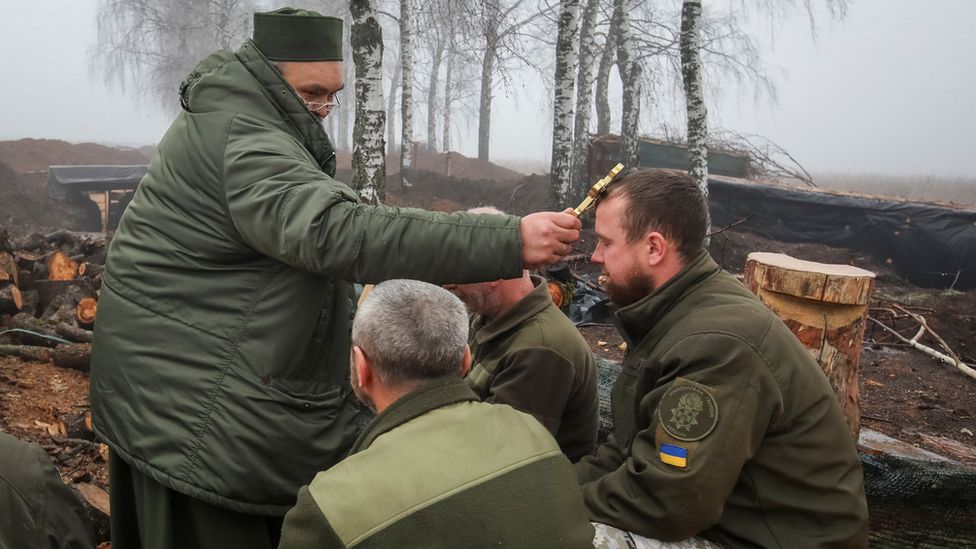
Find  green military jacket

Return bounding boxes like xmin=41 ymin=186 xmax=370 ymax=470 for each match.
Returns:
xmin=0 ymin=433 xmax=94 ymax=549
xmin=466 ymin=275 xmax=599 ymax=462
xmin=90 ymin=40 xmax=523 ymax=516
xmin=576 ymin=252 xmax=869 ymax=548
xmin=278 ymin=378 xmax=595 ymax=549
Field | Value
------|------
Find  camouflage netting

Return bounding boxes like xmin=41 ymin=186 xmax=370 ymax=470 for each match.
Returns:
xmin=860 ymin=453 xmax=976 ymax=548
xmin=594 ymin=357 xmax=976 ymax=548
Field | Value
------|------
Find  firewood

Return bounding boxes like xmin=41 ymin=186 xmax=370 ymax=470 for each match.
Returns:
xmin=47 ymin=252 xmax=79 ymax=281
xmin=52 ymin=343 xmax=91 ymax=373
xmin=62 ymin=410 xmax=95 ymax=441
xmin=13 ymin=250 xmax=39 ymax=270
xmin=0 ymin=251 xmax=18 ymax=287
xmin=69 ymin=482 xmax=110 ymax=545
xmin=18 ymin=289 xmax=40 ymax=317
xmin=0 ymin=284 xmax=22 ymax=315
xmin=76 ymin=298 xmax=97 ymax=328
xmin=55 ymin=322 xmax=94 ymax=344
xmin=7 ymin=313 xmax=65 ymax=347
xmin=0 ymin=344 xmax=51 ymax=363
xmin=35 ymin=280 xmax=95 ymax=319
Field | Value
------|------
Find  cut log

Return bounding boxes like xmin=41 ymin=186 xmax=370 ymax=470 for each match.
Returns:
xmin=7 ymin=313 xmax=64 ymax=347
xmin=0 ymin=284 xmax=22 ymax=315
xmin=0 ymin=344 xmax=52 ymax=362
xmin=56 ymin=322 xmax=94 ymax=344
xmin=18 ymin=289 xmax=40 ymax=317
xmin=35 ymin=279 xmax=95 ymax=318
xmin=69 ymin=482 xmax=110 ymax=545
xmin=76 ymin=298 xmax=97 ymax=328
xmin=62 ymin=411 xmax=95 ymax=441
xmin=744 ymin=252 xmax=876 ymax=443
xmin=52 ymin=343 xmax=91 ymax=373
xmin=47 ymin=252 xmax=79 ymax=281
xmin=0 ymin=251 xmax=18 ymax=286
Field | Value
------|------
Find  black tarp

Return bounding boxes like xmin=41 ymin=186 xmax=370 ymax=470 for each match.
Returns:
xmin=46 ymin=165 xmax=148 ymax=200
xmin=709 ymin=177 xmax=976 ymax=290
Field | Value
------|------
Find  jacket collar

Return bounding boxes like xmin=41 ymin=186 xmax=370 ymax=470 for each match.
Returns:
xmin=351 ymin=377 xmax=478 ymax=454
xmin=473 ymin=275 xmax=551 ymax=345
xmin=235 ymin=40 xmax=336 ymax=172
xmin=178 ymin=40 xmax=336 ymax=173
xmin=613 ymin=250 xmax=721 ymax=348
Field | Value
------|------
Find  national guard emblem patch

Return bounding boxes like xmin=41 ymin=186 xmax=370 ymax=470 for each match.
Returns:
xmin=658 ymin=379 xmax=719 ymax=442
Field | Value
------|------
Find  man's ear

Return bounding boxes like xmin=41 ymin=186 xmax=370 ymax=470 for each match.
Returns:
xmin=461 ymin=345 xmax=472 ymax=377
xmin=645 ymin=232 xmax=669 ymax=267
xmin=353 ymin=345 xmax=372 ymax=388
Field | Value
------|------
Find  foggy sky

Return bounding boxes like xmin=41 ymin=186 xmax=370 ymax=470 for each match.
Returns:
xmin=1 ymin=0 xmax=973 ymax=177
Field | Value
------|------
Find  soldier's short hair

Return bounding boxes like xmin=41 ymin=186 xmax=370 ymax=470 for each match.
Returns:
xmin=602 ymin=168 xmax=709 ymax=264
xmin=353 ymin=279 xmax=468 ymax=388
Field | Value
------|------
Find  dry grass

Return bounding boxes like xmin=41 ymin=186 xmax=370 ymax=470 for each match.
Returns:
xmin=778 ymin=172 xmax=976 ymax=207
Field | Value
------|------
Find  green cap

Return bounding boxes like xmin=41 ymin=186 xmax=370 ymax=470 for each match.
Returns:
xmin=253 ymin=8 xmax=343 ymax=62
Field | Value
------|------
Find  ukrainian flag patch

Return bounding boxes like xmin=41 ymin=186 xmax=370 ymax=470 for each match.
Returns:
xmin=660 ymin=443 xmax=688 ymax=467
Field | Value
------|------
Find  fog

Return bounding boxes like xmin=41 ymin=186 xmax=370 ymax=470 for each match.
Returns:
xmin=1 ymin=0 xmax=973 ymax=177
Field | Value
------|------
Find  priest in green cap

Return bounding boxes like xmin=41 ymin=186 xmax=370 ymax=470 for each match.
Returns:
xmin=89 ymin=7 xmax=582 ymax=549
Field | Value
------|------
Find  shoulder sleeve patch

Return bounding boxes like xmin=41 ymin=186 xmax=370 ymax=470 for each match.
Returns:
xmin=657 ymin=378 xmax=719 ymax=442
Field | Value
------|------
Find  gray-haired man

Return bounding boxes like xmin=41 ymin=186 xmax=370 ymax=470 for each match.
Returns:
xmin=279 ymin=280 xmax=595 ymax=549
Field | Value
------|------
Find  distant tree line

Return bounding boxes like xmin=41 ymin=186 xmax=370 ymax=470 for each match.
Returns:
xmin=91 ymin=0 xmax=848 ymax=207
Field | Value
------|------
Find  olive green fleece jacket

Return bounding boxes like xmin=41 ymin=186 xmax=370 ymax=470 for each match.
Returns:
xmin=576 ymin=252 xmax=869 ymax=548
xmin=466 ymin=275 xmax=599 ymax=463
xmin=278 ymin=378 xmax=596 ymax=549
xmin=89 ymin=40 xmax=523 ymax=516
xmin=0 ymin=433 xmax=95 ymax=549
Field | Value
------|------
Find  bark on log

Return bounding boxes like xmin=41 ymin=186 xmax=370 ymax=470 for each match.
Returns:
xmin=52 ymin=343 xmax=91 ymax=373
xmin=35 ymin=280 xmax=95 ymax=318
xmin=7 ymin=312 xmax=64 ymax=347
xmin=18 ymin=289 xmax=40 ymax=317
xmin=69 ymin=482 xmax=110 ymax=545
xmin=0 ymin=251 xmax=18 ymax=286
xmin=744 ymin=252 xmax=876 ymax=443
xmin=0 ymin=344 xmax=52 ymax=362
xmin=0 ymin=284 xmax=22 ymax=315
xmin=56 ymin=322 xmax=94 ymax=344
xmin=62 ymin=410 xmax=95 ymax=441
xmin=47 ymin=252 xmax=79 ymax=281
xmin=76 ymin=298 xmax=97 ymax=328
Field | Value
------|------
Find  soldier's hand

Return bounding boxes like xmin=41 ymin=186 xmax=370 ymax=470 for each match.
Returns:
xmin=520 ymin=208 xmax=581 ymax=269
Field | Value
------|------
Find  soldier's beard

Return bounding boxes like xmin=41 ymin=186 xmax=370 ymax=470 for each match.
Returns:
xmin=603 ymin=267 xmax=655 ymax=308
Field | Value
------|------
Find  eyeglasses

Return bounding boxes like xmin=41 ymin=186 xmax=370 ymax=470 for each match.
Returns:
xmin=300 ymin=93 xmax=341 ymax=113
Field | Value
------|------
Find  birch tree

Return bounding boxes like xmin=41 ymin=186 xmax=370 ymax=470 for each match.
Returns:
xmin=399 ymin=0 xmax=415 ymax=186
xmin=594 ymin=32 xmax=615 ymax=135
xmin=92 ymin=0 xmax=258 ymax=115
xmin=681 ymin=1 xmax=708 ymax=204
xmin=613 ymin=0 xmax=641 ymax=167
xmin=549 ymin=0 xmax=581 ymax=209
xmin=571 ymin=0 xmax=603 ymax=198
xmin=350 ymin=0 xmax=386 ymax=204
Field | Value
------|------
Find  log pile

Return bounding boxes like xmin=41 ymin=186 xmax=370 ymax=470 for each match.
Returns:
xmin=0 ymin=228 xmax=107 ymax=372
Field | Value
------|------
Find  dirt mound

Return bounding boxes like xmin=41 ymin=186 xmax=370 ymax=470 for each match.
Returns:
xmin=0 ymin=139 xmax=148 ymax=237
xmin=0 ymin=139 xmax=148 ymax=173
xmin=336 ymin=149 xmax=524 ymax=182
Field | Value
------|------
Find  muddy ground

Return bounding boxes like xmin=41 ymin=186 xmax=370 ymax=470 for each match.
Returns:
xmin=1 ymin=139 xmax=974 ymax=520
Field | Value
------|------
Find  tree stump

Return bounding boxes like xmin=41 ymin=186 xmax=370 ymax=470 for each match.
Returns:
xmin=744 ymin=252 xmax=876 ymax=442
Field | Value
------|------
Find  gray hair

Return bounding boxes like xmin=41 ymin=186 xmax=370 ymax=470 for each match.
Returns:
xmin=468 ymin=206 xmax=505 ymax=215
xmin=352 ymin=279 xmax=469 ymax=388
